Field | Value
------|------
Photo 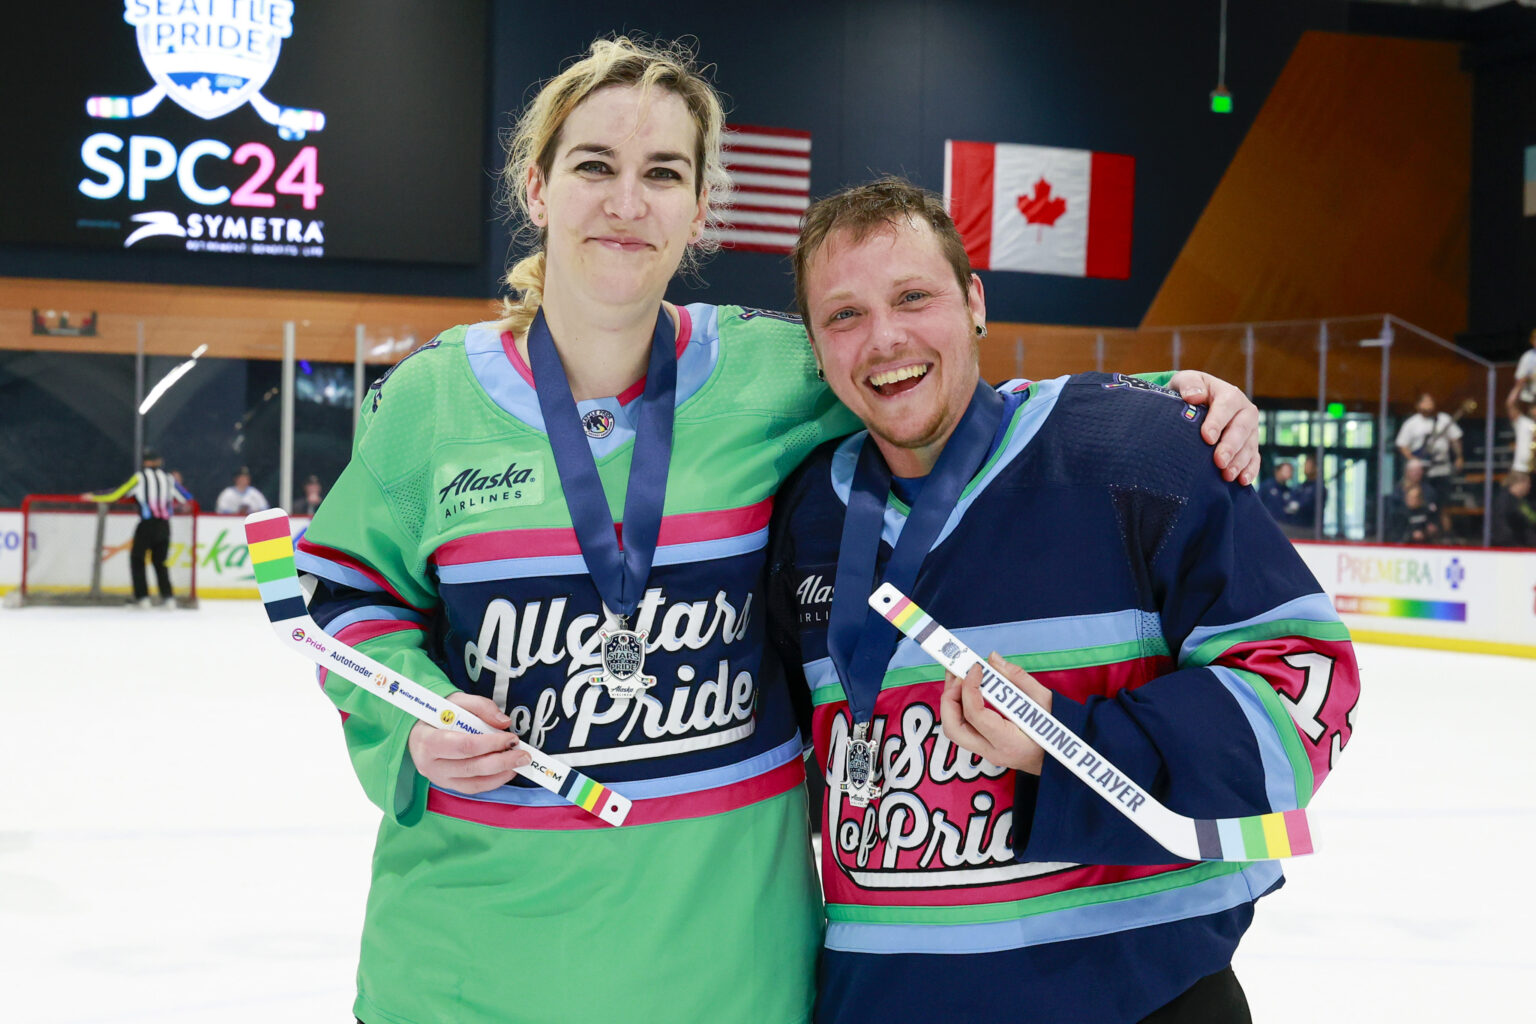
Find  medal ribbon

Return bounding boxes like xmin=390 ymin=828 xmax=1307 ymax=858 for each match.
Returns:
xmin=827 ymin=381 xmax=1005 ymax=725
xmin=528 ymin=307 xmax=677 ymax=624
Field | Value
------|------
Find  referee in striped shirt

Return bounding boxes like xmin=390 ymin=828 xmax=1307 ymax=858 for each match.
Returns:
xmin=84 ymin=448 xmax=193 ymax=607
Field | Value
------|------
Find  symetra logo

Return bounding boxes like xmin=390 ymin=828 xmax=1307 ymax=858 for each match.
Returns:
xmin=90 ymin=2 xmax=325 ymax=140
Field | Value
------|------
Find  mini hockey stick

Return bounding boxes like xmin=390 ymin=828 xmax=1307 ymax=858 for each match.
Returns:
xmin=868 ymin=584 xmax=1311 ymax=862
xmin=243 ymin=509 xmax=630 ymax=826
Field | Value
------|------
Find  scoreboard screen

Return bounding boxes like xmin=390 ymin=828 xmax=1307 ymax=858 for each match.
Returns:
xmin=0 ymin=1 xmax=487 ymax=265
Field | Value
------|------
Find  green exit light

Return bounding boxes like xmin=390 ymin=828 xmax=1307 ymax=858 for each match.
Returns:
xmin=1327 ymin=402 xmax=1346 ymax=419
xmin=1210 ymin=86 xmax=1233 ymax=114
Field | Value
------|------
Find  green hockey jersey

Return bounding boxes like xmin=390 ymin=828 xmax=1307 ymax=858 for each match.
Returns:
xmin=298 ymin=303 xmax=857 ymax=1024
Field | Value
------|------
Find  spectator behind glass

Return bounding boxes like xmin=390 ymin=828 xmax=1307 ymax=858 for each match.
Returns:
xmin=1492 ymin=472 xmax=1535 ymax=547
xmin=296 ymin=474 xmax=324 ymax=516
xmin=215 ymin=467 xmax=270 ymax=515
xmin=1390 ymin=460 xmax=1441 ymax=543
xmin=1507 ymin=329 xmax=1536 ymax=477
xmin=1291 ymin=454 xmax=1323 ymax=534
xmin=1259 ymin=460 xmax=1297 ymax=524
xmin=1395 ymin=392 xmax=1464 ymax=483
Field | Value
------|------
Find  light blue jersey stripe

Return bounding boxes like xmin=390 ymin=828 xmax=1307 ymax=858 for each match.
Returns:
xmin=293 ymin=552 xmax=385 ymax=594
xmin=801 ymin=607 xmax=1163 ymax=694
xmin=1208 ymin=665 xmax=1299 ymax=811
xmin=325 ymin=604 xmax=429 ymax=633
xmin=823 ymin=861 xmax=1281 ymax=954
xmin=463 ymin=305 xmax=722 ymax=441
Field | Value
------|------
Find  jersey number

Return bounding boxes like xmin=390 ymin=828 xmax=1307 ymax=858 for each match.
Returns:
xmin=1278 ymin=652 xmax=1355 ymax=768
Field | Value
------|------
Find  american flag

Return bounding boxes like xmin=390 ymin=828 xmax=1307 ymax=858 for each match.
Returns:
xmin=708 ymin=124 xmax=811 ymax=254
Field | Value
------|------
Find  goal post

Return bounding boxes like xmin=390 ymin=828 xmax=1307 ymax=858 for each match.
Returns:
xmin=11 ymin=494 xmax=199 ymax=607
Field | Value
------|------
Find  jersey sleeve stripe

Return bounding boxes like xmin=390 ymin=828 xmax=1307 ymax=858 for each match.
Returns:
xmin=324 ymin=604 xmax=430 ymax=633
xmin=1208 ymin=665 xmax=1314 ymax=808
xmin=1178 ymin=592 xmax=1341 ymax=664
xmin=294 ymin=538 xmax=428 ymax=611
xmin=334 ymin=618 xmax=427 ymax=646
xmin=1185 ymin=617 xmax=1350 ymax=668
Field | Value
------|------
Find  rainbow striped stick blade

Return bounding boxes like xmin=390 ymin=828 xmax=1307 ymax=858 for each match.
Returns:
xmin=868 ymin=583 xmax=1312 ymax=862
xmin=243 ymin=509 xmax=630 ymax=826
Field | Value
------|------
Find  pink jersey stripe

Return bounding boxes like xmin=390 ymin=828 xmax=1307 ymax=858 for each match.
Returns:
xmin=821 ymin=859 xmax=1191 ymax=910
xmin=432 ymin=497 xmax=773 ymax=566
xmin=1029 ymin=654 xmax=1173 ymax=702
xmin=334 ymin=619 xmax=427 ymax=646
xmin=426 ymin=755 xmax=804 ymax=830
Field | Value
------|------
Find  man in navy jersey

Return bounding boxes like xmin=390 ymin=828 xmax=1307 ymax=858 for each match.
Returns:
xmin=768 ymin=179 xmax=1360 ymax=1024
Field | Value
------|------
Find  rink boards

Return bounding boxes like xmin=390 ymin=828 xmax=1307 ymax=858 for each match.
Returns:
xmin=0 ymin=509 xmax=310 ymax=601
xmin=1 ymin=510 xmax=1531 ymax=657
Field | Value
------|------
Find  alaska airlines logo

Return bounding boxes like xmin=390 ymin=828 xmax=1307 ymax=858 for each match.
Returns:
xmin=796 ymin=571 xmax=833 ymax=626
xmin=435 ymin=458 xmax=545 ymax=517
xmin=88 ymin=1 xmax=326 ymax=140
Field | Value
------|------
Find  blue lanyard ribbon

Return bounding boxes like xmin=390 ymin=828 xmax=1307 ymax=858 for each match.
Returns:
xmin=827 ymin=381 xmax=1005 ymax=723
xmin=527 ymin=307 xmax=677 ymax=621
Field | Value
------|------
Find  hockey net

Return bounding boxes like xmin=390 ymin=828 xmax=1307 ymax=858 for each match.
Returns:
xmin=10 ymin=494 xmax=199 ymax=607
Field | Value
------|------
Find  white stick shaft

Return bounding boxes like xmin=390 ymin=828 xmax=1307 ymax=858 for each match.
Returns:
xmin=276 ymin=613 xmax=630 ymax=825
xmin=869 ymin=584 xmax=1199 ymax=859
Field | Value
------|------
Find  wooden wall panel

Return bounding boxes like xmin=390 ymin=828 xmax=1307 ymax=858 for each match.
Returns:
xmin=0 ymin=278 xmax=500 ymax=361
xmin=1142 ymin=32 xmax=1470 ymax=343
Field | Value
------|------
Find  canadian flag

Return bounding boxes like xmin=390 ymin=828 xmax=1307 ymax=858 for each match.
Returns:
xmin=944 ymin=140 xmax=1134 ymax=279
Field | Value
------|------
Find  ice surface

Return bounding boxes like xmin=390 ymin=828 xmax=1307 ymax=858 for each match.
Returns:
xmin=1 ymin=603 xmax=1530 ymax=1021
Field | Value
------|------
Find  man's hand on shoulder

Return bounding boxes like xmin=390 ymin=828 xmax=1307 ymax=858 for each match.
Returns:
xmin=1168 ymin=370 xmax=1260 ymax=486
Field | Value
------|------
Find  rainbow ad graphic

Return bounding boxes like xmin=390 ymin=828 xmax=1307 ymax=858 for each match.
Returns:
xmin=1334 ymin=595 xmax=1466 ymax=622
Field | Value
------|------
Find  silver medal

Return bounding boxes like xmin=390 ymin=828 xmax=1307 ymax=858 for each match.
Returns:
xmin=840 ymin=721 xmax=881 ymax=807
xmin=596 ymin=619 xmax=655 ymax=698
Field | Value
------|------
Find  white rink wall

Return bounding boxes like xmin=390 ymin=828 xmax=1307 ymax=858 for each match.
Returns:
xmin=0 ymin=510 xmax=309 ymax=600
xmin=4 ymin=512 xmax=1531 ymax=659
